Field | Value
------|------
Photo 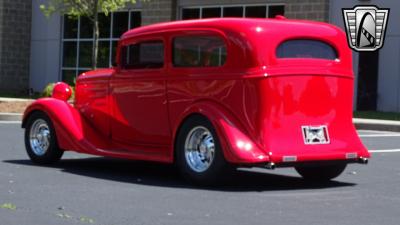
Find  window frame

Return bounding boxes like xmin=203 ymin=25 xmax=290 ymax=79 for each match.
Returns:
xmin=172 ymin=34 xmax=228 ymax=69
xmin=179 ymin=3 xmax=285 ymax=19
xmin=168 ymin=28 xmax=232 ymax=74
xmin=60 ymin=9 xmax=142 ymax=83
xmin=276 ymin=39 xmax=339 ymax=61
xmin=119 ymin=38 xmax=166 ymax=71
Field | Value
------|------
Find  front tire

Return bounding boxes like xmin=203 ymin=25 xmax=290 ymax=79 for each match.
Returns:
xmin=295 ymin=164 xmax=347 ymax=181
xmin=176 ymin=116 xmax=232 ymax=185
xmin=24 ymin=111 xmax=63 ymax=164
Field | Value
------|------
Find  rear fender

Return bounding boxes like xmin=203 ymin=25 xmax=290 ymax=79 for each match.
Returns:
xmin=173 ymin=101 xmax=269 ymax=164
xmin=22 ymin=98 xmax=109 ymax=152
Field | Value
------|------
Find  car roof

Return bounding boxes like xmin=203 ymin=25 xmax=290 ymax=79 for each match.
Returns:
xmin=121 ymin=18 xmax=342 ymax=40
xmin=119 ymin=18 xmax=352 ymax=71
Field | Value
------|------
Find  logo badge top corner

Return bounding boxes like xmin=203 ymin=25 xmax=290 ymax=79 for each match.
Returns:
xmin=342 ymin=5 xmax=389 ymax=52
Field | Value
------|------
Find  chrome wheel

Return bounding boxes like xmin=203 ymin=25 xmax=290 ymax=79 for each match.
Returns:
xmin=184 ymin=126 xmax=215 ymax=173
xmin=29 ymin=119 xmax=51 ymax=156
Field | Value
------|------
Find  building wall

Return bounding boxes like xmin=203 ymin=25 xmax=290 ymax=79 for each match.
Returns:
xmin=0 ymin=0 xmax=32 ymax=94
xmin=25 ymin=0 xmax=400 ymax=112
xmin=142 ymin=0 xmax=177 ymax=25
xmin=30 ymin=0 xmax=62 ymax=92
xmin=0 ymin=1 xmax=3 ymax=79
xmin=374 ymin=0 xmax=400 ymax=112
xmin=330 ymin=0 xmax=400 ymax=112
xmin=28 ymin=0 xmax=330 ymax=92
xmin=30 ymin=0 xmax=173 ymax=92
xmin=178 ymin=0 xmax=329 ymax=21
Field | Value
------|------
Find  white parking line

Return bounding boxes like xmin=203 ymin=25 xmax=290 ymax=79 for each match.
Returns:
xmin=0 ymin=121 xmax=21 ymax=124
xmin=358 ymin=130 xmax=397 ymax=134
xmin=359 ymin=134 xmax=400 ymax=137
xmin=369 ymin=149 xmax=400 ymax=153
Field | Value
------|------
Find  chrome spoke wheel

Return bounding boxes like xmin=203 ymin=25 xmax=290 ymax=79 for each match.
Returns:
xmin=184 ymin=126 xmax=215 ymax=173
xmin=29 ymin=119 xmax=51 ymax=156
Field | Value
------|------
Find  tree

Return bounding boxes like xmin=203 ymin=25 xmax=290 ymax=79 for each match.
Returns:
xmin=40 ymin=0 xmax=138 ymax=70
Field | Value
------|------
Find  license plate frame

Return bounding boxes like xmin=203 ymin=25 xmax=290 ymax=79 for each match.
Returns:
xmin=302 ymin=125 xmax=330 ymax=145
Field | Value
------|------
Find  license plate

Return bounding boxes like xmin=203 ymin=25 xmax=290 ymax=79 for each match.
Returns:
xmin=302 ymin=125 xmax=330 ymax=145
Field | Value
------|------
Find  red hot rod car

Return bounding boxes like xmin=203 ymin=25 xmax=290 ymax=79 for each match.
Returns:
xmin=22 ymin=18 xmax=369 ymax=184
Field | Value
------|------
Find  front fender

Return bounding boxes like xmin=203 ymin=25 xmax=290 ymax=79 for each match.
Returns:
xmin=22 ymin=98 xmax=109 ymax=153
xmin=173 ymin=101 xmax=269 ymax=164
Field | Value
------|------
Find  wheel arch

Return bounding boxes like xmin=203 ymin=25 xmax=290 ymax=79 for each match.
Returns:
xmin=23 ymin=108 xmax=64 ymax=164
xmin=22 ymin=109 xmax=41 ymax=128
xmin=22 ymin=98 xmax=85 ymax=151
xmin=171 ymin=101 xmax=270 ymax=164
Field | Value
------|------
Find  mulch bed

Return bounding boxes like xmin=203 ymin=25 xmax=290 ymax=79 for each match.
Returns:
xmin=0 ymin=101 xmax=33 ymax=113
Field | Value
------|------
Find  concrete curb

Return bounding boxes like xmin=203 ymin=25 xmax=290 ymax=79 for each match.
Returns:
xmin=353 ymin=118 xmax=400 ymax=132
xmin=0 ymin=113 xmax=22 ymax=121
xmin=0 ymin=98 xmax=31 ymax=122
xmin=0 ymin=97 xmax=33 ymax=102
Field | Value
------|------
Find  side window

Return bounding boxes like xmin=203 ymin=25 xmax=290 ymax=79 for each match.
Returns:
xmin=121 ymin=41 xmax=164 ymax=69
xmin=173 ymin=36 xmax=227 ymax=67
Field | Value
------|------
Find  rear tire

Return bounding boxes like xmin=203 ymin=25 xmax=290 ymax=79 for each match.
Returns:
xmin=176 ymin=116 xmax=232 ymax=185
xmin=24 ymin=111 xmax=63 ymax=164
xmin=295 ymin=164 xmax=347 ymax=181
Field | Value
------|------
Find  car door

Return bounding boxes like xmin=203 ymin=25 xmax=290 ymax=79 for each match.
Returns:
xmin=110 ymin=38 xmax=171 ymax=148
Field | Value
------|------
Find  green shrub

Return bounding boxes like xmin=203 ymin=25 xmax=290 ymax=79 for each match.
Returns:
xmin=41 ymin=83 xmax=55 ymax=97
xmin=41 ymin=83 xmax=75 ymax=101
xmin=70 ymin=86 xmax=75 ymax=101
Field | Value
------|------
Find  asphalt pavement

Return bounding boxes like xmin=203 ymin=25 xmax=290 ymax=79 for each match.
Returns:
xmin=1 ymin=122 xmax=400 ymax=225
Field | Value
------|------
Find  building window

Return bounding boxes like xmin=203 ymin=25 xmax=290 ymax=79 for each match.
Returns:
xmin=223 ymin=7 xmax=243 ymax=17
xmin=202 ymin=8 xmax=221 ymax=18
xmin=61 ymin=10 xmax=141 ymax=85
xmin=181 ymin=4 xmax=284 ymax=20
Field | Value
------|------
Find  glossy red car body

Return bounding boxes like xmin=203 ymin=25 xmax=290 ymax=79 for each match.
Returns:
xmin=23 ymin=18 xmax=370 ymax=167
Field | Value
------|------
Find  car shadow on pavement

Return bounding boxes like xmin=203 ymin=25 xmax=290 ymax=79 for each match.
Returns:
xmin=4 ymin=157 xmax=355 ymax=192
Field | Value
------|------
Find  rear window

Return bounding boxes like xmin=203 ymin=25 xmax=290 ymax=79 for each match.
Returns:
xmin=121 ymin=41 xmax=164 ymax=69
xmin=276 ymin=40 xmax=338 ymax=60
xmin=173 ymin=36 xmax=227 ymax=67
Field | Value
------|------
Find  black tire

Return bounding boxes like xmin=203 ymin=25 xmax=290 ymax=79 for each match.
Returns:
xmin=24 ymin=111 xmax=63 ymax=164
xmin=295 ymin=164 xmax=347 ymax=181
xmin=176 ymin=115 xmax=232 ymax=185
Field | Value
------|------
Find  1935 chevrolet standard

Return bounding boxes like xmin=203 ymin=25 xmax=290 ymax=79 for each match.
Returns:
xmin=22 ymin=18 xmax=369 ymax=184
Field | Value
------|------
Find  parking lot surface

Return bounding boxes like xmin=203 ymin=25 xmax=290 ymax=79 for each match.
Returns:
xmin=1 ymin=123 xmax=399 ymax=225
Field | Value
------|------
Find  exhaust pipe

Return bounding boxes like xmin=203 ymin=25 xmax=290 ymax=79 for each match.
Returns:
xmin=265 ymin=162 xmax=276 ymax=170
xmin=358 ymin=157 xmax=368 ymax=164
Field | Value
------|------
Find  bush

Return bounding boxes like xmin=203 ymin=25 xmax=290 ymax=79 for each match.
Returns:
xmin=41 ymin=83 xmax=75 ymax=101
xmin=41 ymin=83 xmax=55 ymax=97
xmin=70 ymin=86 xmax=75 ymax=101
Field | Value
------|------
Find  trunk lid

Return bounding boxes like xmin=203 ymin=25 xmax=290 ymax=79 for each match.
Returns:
xmin=258 ymin=74 xmax=369 ymax=164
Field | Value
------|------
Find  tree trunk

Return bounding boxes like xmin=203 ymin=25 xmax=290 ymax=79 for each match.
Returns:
xmin=92 ymin=0 xmax=99 ymax=70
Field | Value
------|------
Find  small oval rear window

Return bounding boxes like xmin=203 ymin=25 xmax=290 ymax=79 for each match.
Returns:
xmin=276 ymin=40 xmax=338 ymax=60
